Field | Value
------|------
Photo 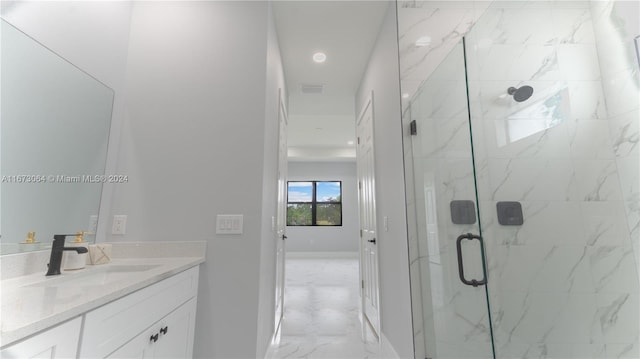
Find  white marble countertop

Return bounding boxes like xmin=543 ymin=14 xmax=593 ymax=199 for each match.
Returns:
xmin=0 ymin=242 xmax=206 ymax=348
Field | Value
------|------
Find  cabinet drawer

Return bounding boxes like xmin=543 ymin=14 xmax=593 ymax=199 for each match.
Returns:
xmin=80 ymin=266 xmax=199 ymax=358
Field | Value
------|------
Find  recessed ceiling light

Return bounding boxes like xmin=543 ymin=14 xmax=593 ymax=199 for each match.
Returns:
xmin=347 ymin=140 xmax=354 ymax=145
xmin=313 ymin=52 xmax=327 ymax=63
xmin=402 ymin=93 xmax=409 ymax=99
xmin=415 ymin=35 xmax=432 ymax=47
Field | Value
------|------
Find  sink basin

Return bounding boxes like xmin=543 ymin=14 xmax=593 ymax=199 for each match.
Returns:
xmin=27 ymin=264 xmax=162 ymax=288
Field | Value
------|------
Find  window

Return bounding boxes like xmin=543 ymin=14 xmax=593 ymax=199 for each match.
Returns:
xmin=287 ymin=181 xmax=342 ymax=226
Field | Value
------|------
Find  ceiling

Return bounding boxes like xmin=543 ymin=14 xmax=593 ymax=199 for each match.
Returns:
xmin=272 ymin=1 xmax=390 ymax=161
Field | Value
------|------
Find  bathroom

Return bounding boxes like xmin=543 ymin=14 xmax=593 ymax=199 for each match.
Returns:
xmin=1 ymin=0 xmax=638 ymax=358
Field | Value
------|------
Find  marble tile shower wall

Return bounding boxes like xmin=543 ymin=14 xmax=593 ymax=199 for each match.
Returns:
xmin=400 ymin=1 xmax=639 ymax=358
xmin=463 ymin=1 xmax=639 ymax=358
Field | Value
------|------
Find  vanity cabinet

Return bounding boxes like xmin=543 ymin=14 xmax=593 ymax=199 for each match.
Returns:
xmin=80 ymin=266 xmax=200 ymax=358
xmin=0 ymin=317 xmax=82 ymax=359
xmin=109 ymin=297 xmax=197 ymax=358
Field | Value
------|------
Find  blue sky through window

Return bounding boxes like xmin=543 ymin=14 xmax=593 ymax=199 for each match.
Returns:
xmin=288 ymin=182 xmax=312 ymax=202
xmin=316 ymin=182 xmax=340 ymax=202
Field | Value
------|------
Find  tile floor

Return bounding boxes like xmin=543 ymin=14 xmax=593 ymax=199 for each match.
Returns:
xmin=267 ymin=256 xmax=382 ymax=359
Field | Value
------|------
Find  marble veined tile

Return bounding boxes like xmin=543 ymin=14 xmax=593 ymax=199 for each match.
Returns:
xmin=269 ymin=257 xmax=381 ymax=359
xmin=413 ymin=80 xmax=468 ymax=120
xmin=469 ymin=7 xmax=555 ymax=45
xmin=486 ymin=244 xmax=595 ymax=293
xmin=610 ymin=110 xmax=640 ymax=158
xmin=551 ymin=8 xmax=595 ymax=44
xmin=606 ymin=342 xmax=640 ymax=359
xmin=596 ymin=293 xmax=640 ymax=343
xmin=626 ymin=199 xmax=640 ymax=243
xmin=417 ymin=116 xmax=473 ymax=159
xmin=601 ymin=67 xmax=640 ymax=118
xmin=571 ymin=160 xmax=624 ymax=201
xmin=469 ymin=44 xmax=561 ymax=82
xmin=589 ymin=245 xmax=639 ymax=293
xmin=480 ymin=115 xmax=572 ymax=160
xmin=479 ymin=200 xmax=585 ymax=246
xmin=557 ymin=44 xmax=602 ymax=81
xmin=491 ymin=291 xmax=571 ymax=345
xmin=567 ymin=81 xmax=608 ymax=121
xmin=580 ymin=201 xmax=632 ymax=246
xmin=485 ymin=158 xmax=575 ymax=201
xmin=568 ymin=119 xmax=615 ymax=159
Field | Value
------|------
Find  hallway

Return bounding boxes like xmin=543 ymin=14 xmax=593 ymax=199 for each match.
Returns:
xmin=268 ymin=257 xmax=381 ymax=359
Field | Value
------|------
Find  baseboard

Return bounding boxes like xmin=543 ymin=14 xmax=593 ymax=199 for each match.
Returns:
xmin=286 ymin=251 xmax=359 ymax=259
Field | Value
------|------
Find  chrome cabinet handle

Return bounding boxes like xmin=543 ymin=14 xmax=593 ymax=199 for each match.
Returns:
xmin=455 ymin=233 xmax=487 ymax=287
xmin=160 ymin=326 xmax=168 ymax=335
xmin=150 ymin=333 xmax=159 ymax=343
xmin=367 ymin=238 xmax=376 ymax=244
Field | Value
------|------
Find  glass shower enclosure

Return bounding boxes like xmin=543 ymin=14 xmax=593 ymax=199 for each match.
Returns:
xmin=400 ymin=1 xmax=639 ymax=358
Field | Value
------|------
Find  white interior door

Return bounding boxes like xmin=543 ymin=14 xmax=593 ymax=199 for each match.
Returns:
xmin=274 ymin=89 xmax=288 ymax=333
xmin=356 ymin=93 xmax=380 ymax=338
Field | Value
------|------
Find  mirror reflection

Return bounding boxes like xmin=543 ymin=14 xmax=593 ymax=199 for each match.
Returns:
xmin=1 ymin=19 xmax=114 ymax=255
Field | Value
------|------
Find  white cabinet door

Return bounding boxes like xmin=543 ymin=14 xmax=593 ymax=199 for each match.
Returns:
xmin=153 ymin=297 xmax=197 ymax=359
xmin=107 ymin=297 xmax=197 ymax=359
xmin=107 ymin=328 xmax=154 ymax=359
xmin=0 ymin=317 xmax=81 ymax=359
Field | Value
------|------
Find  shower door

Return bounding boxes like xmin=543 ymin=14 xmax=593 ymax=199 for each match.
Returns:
xmin=407 ymin=40 xmax=495 ymax=359
xmin=406 ymin=2 xmax=640 ymax=358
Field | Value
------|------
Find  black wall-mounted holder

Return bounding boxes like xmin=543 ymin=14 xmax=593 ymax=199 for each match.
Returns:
xmin=496 ymin=201 xmax=524 ymax=225
xmin=450 ymin=200 xmax=477 ymax=224
xmin=410 ymin=120 xmax=417 ymax=135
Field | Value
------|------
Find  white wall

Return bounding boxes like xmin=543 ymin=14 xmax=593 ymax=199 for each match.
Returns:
xmin=286 ymin=161 xmax=358 ymax=253
xmin=0 ymin=1 xmax=133 ymax=244
xmin=108 ymin=2 xmax=280 ymax=358
xmin=355 ymin=3 xmax=414 ymax=358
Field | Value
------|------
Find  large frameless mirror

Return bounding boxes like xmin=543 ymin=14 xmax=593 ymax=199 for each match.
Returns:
xmin=1 ymin=19 xmax=114 ymax=255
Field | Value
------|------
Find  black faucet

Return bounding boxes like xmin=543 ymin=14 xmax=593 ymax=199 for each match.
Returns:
xmin=46 ymin=234 xmax=89 ymax=276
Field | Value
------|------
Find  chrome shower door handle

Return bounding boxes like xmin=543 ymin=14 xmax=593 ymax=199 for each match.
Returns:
xmin=455 ymin=233 xmax=487 ymax=287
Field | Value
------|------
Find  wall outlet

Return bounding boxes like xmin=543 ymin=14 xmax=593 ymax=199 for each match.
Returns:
xmin=112 ymin=215 xmax=127 ymax=235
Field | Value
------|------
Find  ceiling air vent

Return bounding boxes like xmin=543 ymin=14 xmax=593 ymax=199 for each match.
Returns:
xmin=300 ymin=83 xmax=324 ymax=95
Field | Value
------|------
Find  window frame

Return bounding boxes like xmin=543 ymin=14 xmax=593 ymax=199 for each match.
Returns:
xmin=286 ymin=180 xmax=343 ymax=227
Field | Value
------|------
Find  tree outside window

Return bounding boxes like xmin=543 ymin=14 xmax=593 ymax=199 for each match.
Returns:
xmin=287 ymin=181 xmax=342 ymax=226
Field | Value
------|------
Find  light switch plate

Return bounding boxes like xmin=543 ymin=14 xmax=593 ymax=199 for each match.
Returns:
xmin=216 ymin=215 xmax=243 ymax=234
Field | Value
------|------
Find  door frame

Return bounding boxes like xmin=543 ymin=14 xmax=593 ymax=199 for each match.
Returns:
xmin=356 ymin=91 xmax=381 ymax=339
xmin=274 ymin=88 xmax=288 ymax=335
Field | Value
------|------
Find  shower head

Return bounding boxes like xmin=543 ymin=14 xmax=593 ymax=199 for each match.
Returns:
xmin=507 ymin=85 xmax=534 ymax=102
